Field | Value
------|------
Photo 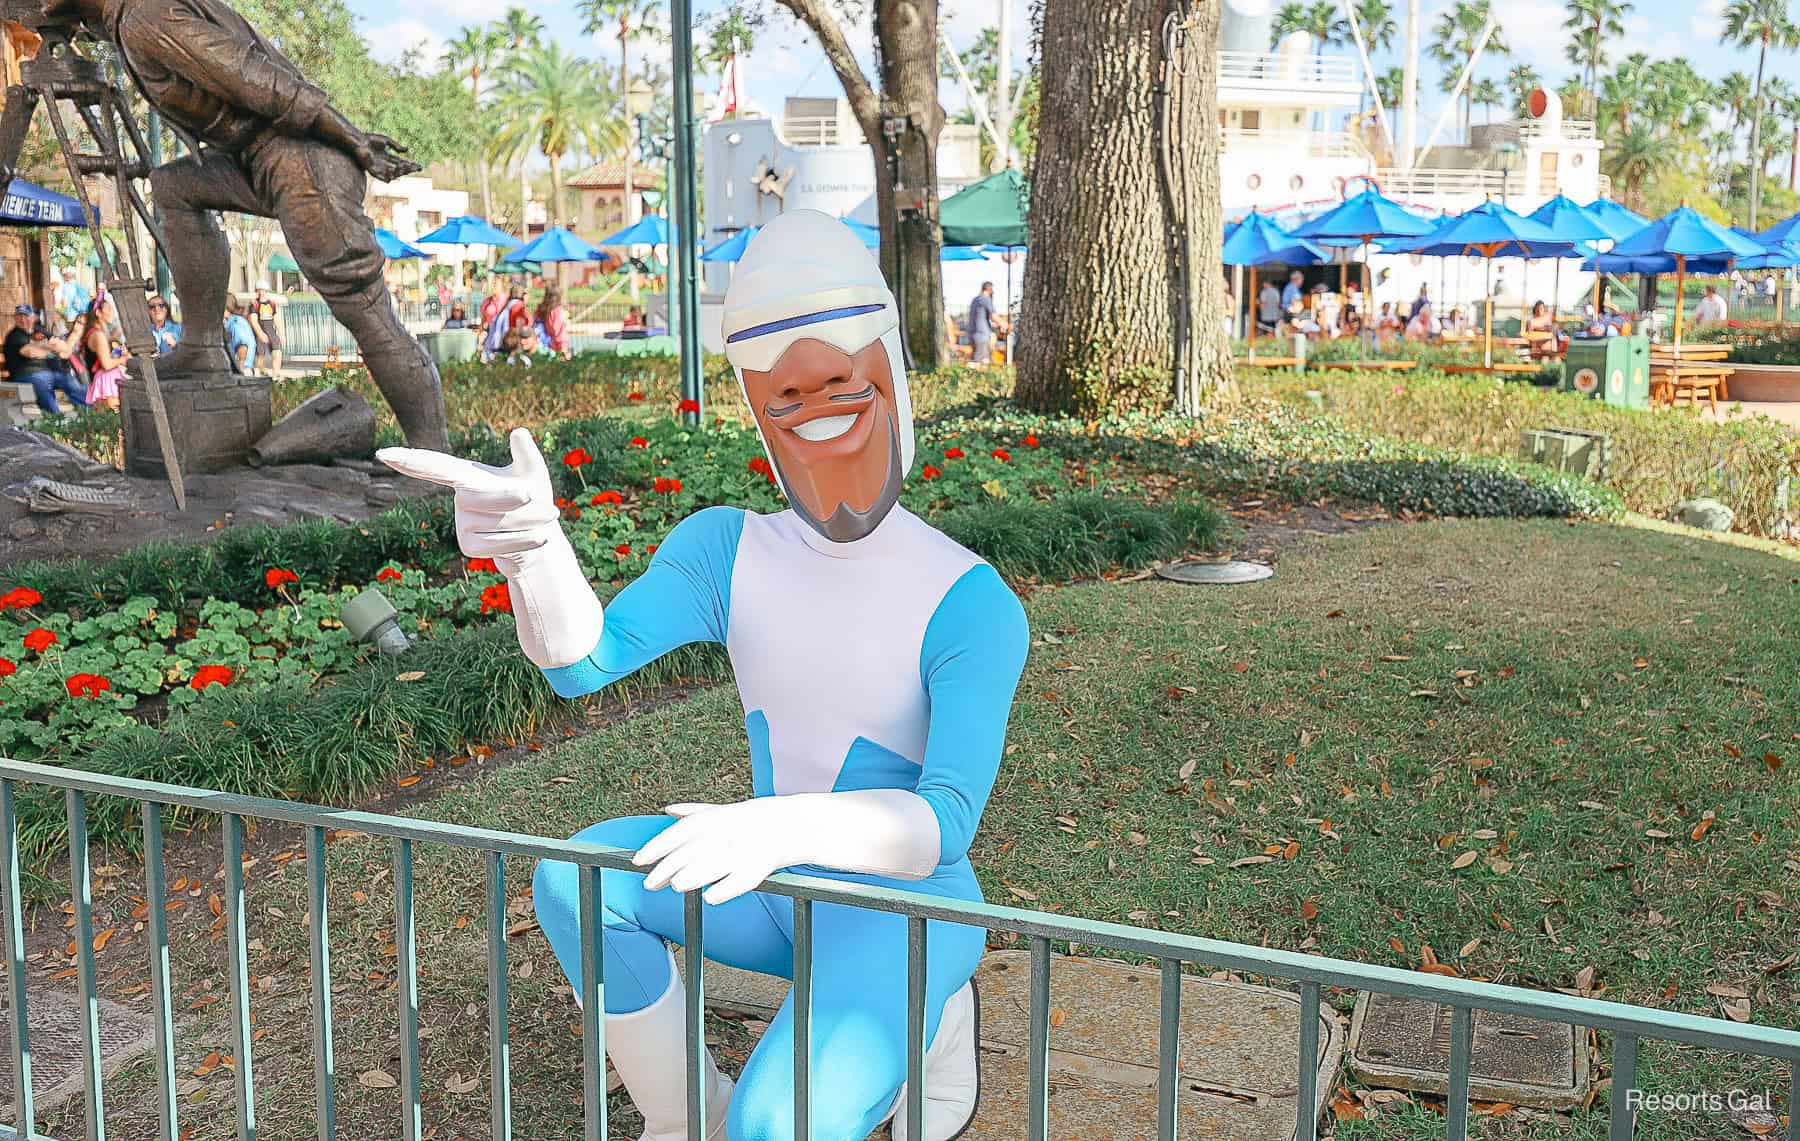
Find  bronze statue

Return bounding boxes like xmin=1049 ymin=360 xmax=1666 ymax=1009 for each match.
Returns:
xmin=36 ymin=0 xmax=451 ymax=451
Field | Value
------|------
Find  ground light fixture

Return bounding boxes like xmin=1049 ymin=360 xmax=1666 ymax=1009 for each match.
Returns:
xmin=341 ymin=587 xmax=412 ymax=656
xmin=1154 ymin=560 xmax=1275 ymax=584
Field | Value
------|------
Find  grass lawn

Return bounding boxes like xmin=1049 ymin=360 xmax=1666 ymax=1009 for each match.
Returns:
xmin=38 ymin=519 xmax=1798 ymax=1140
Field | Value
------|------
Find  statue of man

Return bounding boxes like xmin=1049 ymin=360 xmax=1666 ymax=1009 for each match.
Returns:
xmin=42 ymin=0 xmax=450 ymax=450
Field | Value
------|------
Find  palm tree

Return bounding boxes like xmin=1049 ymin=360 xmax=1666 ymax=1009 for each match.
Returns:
xmin=1718 ymin=71 xmax=1756 ymax=139
xmin=1353 ymin=0 xmax=1397 ymax=51
xmin=1721 ymin=0 xmax=1800 ymax=227
xmin=577 ymin=0 xmax=659 ymax=236
xmin=499 ymin=7 xmax=545 ymax=50
xmin=1505 ymin=63 xmax=1541 ymax=117
xmin=1562 ymin=0 xmax=1634 ymax=118
xmin=1271 ymin=3 xmax=1308 ymax=45
xmin=1603 ymin=121 xmax=1681 ymax=209
xmin=489 ymin=42 xmax=621 ymax=232
xmin=1273 ymin=1 xmax=1345 ymax=48
xmin=1470 ymin=78 xmax=1504 ymax=125
xmin=443 ymin=25 xmax=509 ymax=219
xmin=1429 ymin=2 xmax=1508 ymax=135
xmin=1374 ymin=66 xmax=1404 ymax=111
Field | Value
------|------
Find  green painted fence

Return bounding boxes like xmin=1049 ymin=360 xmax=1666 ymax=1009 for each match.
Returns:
xmin=0 ymin=756 xmax=1794 ymax=1141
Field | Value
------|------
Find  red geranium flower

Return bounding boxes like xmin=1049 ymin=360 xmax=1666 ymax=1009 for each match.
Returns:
xmin=628 ymin=391 xmax=646 ymax=402
xmin=629 ymin=437 xmax=649 ymax=449
xmin=22 ymin=628 xmax=55 ymax=653
xmin=563 ymin=447 xmax=593 ymax=468
xmin=0 ymin=658 xmax=15 ymax=678
xmin=921 ymin=464 xmax=942 ymax=481
xmin=554 ymin=497 xmax=571 ymax=509
xmin=466 ymin=557 xmax=500 ymax=574
xmin=264 ymin=567 xmax=298 ymax=589
xmin=677 ymin=398 xmax=700 ymax=413
xmin=748 ymin=456 xmax=776 ymax=483
xmin=991 ymin=448 xmax=1011 ymax=462
xmin=614 ymin=544 xmax=632 ymax=557
xmin=943 ymin=447 xmax=966 ymax=460
xmin=479 ymin=582 xmax=512 ymax=615
xmin=591 ymin=489 xmax=624 ymax=506
xmin=1022 ymin=434 xmax=1040 ymax=448
xmin=376 ymin=566 xmax=404 ymax=582
xmin=190 ymin=665 xmax=234 ymax=691
xmin=646 ymin=543 xmax=659 ymax=555
xmin=0 ymin=586 xmax=42 ymax=610
xmin=64 ymin=673 xmax=110 ymax=699
xmin=653 ymin=476 xmax=683 ymax=494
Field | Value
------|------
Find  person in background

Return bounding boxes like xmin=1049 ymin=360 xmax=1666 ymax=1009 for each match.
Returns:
xmin=479 ymin=279 xmax=509 ymax=341
xmin=1257 ymin=277 xmax=1282 ymax=334
xmin=1443 ymin=306 xmax=1470 ymax=336
xmin=223 ymin=296 xmax=258 ymax=372
xmin=1524 ymin=300 xmax=1562 ymax=357
xmin=82 ymin=293 xmax=129 ymax=409
xmin=1693 ymin=283 xmax=1729 ymax=330
xmin=534 ymin=285 xmax=570 ymax=359
xmin=1281 ymin=269 xmax=1304 ymax=311
xmin=944 ymin=306 xmax=967 ymax=360
xmin=436 ymin=280 xmax=453 ymax=312
xmin=1375 ymin=301 xmax=1403 ymax=343
xmin=1409 ymin=283 xmax=1431 ymax=322
xmin=442 ymin=304 xmax=469 ymax=330
xmin=621 ymin=305 xmax=646 ymax=332
xmin=1343 ymin=279 xmax=1363 ymax=326
xmin=251 ymin=283 xmax=284 ymax=372
xmin=3 ymin=304 xmax=87 ymax=415
xmin=147 ymin=294 xmax=182 ymax=354
xmin=55 ymin=266 xmax=91 ymax=323
xmin=1404 ymin=302 xmax=1438 ymax=342
xmin=966 ymin=281 xmax=999 ymax=368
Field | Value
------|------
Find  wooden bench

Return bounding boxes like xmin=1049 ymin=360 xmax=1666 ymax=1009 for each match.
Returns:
xmin=1651 ymin=364 xmax=1733 ymax=411
xmin=1318 ymin=359 xmax=1418 ymax=371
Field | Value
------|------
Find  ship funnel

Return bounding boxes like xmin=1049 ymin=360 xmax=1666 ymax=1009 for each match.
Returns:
xmin=1220 ymin=0 xmax=1273 ymax=54
xmin=1526 ymin=88 xmax=1563 ymax=134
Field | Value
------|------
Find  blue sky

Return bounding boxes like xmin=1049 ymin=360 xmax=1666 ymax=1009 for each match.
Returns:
xmin=344 ymin=0 xmax=1760 ymax=132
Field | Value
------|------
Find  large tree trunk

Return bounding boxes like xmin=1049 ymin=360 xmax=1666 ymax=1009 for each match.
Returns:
xmin=473 ymin=71 xmax=492 ymax=220
xmin=1017 ymin=0 xmax=1229 ymax=414
xmin=873 ymin=0 xmax=946 ymax=371
xmin=1749 ymin=35 xmax=1769 ymax=228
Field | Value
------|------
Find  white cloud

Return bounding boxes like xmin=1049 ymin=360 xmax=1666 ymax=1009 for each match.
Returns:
xmin=1487 ymin=0 xmax=1570 ymax=73
xmin=364 ymin=18 xmax=443 ymax=66
xmin=1617 ymin=14 xmax=1683 ymax=60
xmin=1691 ymin=0 xmax=1728 ymax=41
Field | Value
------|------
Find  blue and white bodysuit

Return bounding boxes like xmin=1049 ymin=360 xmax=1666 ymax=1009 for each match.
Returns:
xmin=531 ymin=501 xmax=1026 ymax=1139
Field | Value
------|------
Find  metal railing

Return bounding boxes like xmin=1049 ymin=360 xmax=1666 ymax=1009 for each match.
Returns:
xmin=1519 ymin=120 xmax=1599 ymax=142
xmin=777 ymin=116 xmax=856 ymax=148
xmin=1 ymin=755 xmax=1796 ymax=1141
xmin=1375 ymin=167 xmax=1531 ymax=200
xmin=1217 ymin=50 xmax=1360 ymax=89
xmin=1221 ymin=127 xmax=1371 ymax=160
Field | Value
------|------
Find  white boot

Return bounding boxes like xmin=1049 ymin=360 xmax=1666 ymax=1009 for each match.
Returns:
xmin=889 ymin=981 xmax=981 ymax=1140
xmin=601 ymin=948 xmax=733 ymax=1141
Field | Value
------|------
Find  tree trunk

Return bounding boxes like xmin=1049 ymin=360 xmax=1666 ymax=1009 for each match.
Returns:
xmin=874 ymin=0 xmax=946 ymax=371
xmin=1016 ymin=0 xmax=1229 ymax=414
xmin=1750 ymin=35 xmax=1769 ymax=228
xmin=474 ymin=70 xmax=492 ymax=220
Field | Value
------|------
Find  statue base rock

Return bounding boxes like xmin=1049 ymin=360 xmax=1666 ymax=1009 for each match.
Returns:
xmin=121 ymin=366 xmax=273 ymax=478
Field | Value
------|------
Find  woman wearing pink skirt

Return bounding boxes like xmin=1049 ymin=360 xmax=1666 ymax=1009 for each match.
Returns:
xmin=82 ymin=293 xmax=129 ymax=409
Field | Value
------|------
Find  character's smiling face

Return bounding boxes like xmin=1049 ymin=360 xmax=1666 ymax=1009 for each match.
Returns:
xmin=741 ymin=336 xmax=903 ymax=543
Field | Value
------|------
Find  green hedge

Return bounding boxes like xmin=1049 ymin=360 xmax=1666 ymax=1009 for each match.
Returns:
xmin=1239 ymin=366 xmax=1796 ymax=537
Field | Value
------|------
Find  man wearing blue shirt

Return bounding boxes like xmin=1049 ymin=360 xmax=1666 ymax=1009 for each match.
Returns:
xmin=148 ymin=295 xmax=183 ymax=355
xmin=1281 ymin=269 xmax=1305 ymax=310
xmin=223 ymin=297 xmax=257 ymax=372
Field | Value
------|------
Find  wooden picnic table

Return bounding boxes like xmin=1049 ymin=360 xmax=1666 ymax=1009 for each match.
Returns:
xmin=1650 ymin=363 xmax=1733 ymax=411
xmin=1649 ymin=343 xmax=1730 ymax=363
xmin=1319 ymin=359 xmax=1418 ymax=371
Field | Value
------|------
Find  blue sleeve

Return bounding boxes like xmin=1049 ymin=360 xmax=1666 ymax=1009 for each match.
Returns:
xmin=541 ymin=506 xmax=744 ymax=698
xmin=914 ymin=563 xmax=1029 ymax=866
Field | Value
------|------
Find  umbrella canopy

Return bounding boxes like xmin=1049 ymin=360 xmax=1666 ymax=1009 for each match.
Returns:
xmin=1582 ymin=198 xmax=1652 ymax=243
xmin=1290 ymin=188 xmax=1439 ymax=243
xmin=597 ymin=214 xmax=671 ymax=247
xmin=1221 ymin=210 xmax=1329 ymax=266
xmin=940 ymin=168 xmax=1029 ymax=247
xmin=1726 ymin=226 xmax=1800 ymax=269
xmin=834 ymin=217 xmax=881 ymax=249
xmin=267 ymin=252 xmax=301 ymax=273
xmin=1396 ymin=200 xmax=1582 ymax=259
xmin=1757 ymin=210 xmax=1800 ymax=246
xmin=699 ymin=226 xmax=760 ymax=263
xmin=0 ymin=178 xmax=90 ymax=227
xmin=415 ymin=215 xmax=520 ymax=249
xmin=941 ymin=245 xmax=988 ymax=261
xmin=503 ymin=226 xmax=604 ymax=264
xmin=1582 ymin=252 xmax=1730 ymax=275
xmin=375 ymin=228 xmax=430 ymax=260
xmin=1527 ymin=195 xmax=1614 ymax=244
xmin=1609 ymin=206 xmax=1764 ymax=262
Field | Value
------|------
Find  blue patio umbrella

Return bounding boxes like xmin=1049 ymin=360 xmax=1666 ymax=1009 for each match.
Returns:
xmin=503 ymin=226 xmax=604 ymax=264
xmin=1757 ymin=209 xmax=1800 ymax=247
xmin=1729 ymin=227 xmax=1800 ymax=321
xmin=1528 ymin=195 xmax=1616 ymax=321
xmin=374 ymin=228 xmax=430 ymax=260
xmin=1291 ymin=188 xmax=1439 ymax=352
xmin=1582 ymin=252 xmax=1729 ymax=275
xmin=1398 ymin=200 xmax=1582 ymax=366
xmin=1609 ymin=206 xmax=1764 ymax=348
xmin=597 ymin=214 xmax=671 ymax=247
xmin=941 ymin=245 xmax=987 ymax=261
xmin=415 ymin=214 xmax=520 ymax=249
xmin=1583 ymin=197 xmax=1652 ymax=243
xmin=699 ymin=226 xmax=760 ymax=263
xmin=1222 ymin=211 xmax=1329 ymax=349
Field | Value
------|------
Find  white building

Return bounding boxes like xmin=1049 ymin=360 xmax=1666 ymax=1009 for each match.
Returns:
xmin=366 ymin=175 xmax=473 ymax=275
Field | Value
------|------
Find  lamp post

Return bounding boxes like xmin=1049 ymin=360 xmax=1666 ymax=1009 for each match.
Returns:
xmin=624 ymin=80 xmax=655 ymax=303
xmin=637 ymin=112 xmax=676 ymax=373
xmin=668 ymin=0 xmax=702 ymax=426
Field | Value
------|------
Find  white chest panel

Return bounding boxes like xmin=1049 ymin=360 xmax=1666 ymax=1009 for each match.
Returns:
xmin=725 ymin=509 xmax=981 ymax=795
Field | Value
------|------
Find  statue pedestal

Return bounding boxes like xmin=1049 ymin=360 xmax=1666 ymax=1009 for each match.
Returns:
xmin=121 ymin=366 xmax=273 ymax=478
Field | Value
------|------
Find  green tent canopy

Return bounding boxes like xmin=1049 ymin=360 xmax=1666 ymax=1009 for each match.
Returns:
xmin=267 ymin=252 xmax=301 ymax=273
xmin=940 ymin=168 xmax=1028 ymax=247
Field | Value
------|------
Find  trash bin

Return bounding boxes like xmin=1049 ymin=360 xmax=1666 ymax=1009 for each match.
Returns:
xmin=1562 ymin=334 xmax=1649 ymax=409
xmin=418 ymin=329 xmax=478 ymax=367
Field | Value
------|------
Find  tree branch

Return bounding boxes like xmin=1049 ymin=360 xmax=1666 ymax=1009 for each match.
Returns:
xmin=775 ymin=0 xmax=883 ymax=141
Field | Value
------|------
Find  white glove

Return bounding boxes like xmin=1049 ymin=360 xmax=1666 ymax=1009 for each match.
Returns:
xmin=377 ymin=427 xmax=605 ymax=670
xmin=633 ymin=790 xmax=943 ymax=905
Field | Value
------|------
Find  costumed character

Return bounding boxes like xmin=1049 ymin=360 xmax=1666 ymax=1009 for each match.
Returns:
xmin=379 ymin=209 xmax=1029 ymax=1141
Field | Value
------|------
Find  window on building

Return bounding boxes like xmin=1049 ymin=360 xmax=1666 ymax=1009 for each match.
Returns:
xmin=418 ymin=211 xmax=443 ymax=232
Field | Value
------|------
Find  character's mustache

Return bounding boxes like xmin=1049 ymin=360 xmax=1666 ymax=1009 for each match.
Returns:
xmin=764 ymin=384 xmax=877 ymax=418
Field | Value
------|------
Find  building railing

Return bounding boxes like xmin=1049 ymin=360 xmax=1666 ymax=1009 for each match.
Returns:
xmin=1217 ymin=49 xmax=1360 ymax=89
xmin=2 ymin=754 xmax=1796 ymax=1141
xmin=1376 ymin=167 xmax=1532 ymax=200
xmin=1520 ymin=119 xmax=1599 ymax=142
xmin=777 ymin=116 xmax=855 ymax=148
xmin=1221 ymin=127 xmax=1370 ymax=160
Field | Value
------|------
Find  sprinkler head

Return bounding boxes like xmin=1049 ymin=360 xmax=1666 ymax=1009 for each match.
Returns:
xmin=341 ymin=587 xmax=411 ymax=658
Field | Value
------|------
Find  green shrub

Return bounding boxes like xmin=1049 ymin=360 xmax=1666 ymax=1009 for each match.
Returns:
xmin=1241 ymin=366 xmax=1797 ymax=537
xmin=938 ymin=494 xmax=1226 ymax=580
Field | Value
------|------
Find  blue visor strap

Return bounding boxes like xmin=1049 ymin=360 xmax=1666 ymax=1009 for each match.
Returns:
xmin=725 ymin=303 xmax=888 ymax=344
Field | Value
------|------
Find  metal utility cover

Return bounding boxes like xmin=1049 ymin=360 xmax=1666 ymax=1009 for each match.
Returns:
xmin=0 ymin=990 xmax=154 ymax=1121
xmin=1156 ymin=561 xmax=1275 ymax=585
xmin=1346 ymin=992 xmax=1589 ymax=1110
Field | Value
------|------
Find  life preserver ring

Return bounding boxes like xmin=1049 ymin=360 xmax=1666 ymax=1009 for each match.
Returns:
xmin=1342 ymin=174 xmax=1380 ymax=199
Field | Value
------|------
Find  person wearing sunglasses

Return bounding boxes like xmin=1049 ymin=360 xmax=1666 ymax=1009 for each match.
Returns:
xmin=147 ymin=295 xmax=183 ymax=355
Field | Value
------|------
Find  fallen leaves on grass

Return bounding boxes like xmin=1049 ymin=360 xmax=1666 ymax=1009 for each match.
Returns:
xmin=445 ymin=1072 xmax=480 ymax=1095
xmin=1451 ymin=851 xmax=1478 ymax=870
xmin=358 ymin=1070 xmax=398 ymax=1089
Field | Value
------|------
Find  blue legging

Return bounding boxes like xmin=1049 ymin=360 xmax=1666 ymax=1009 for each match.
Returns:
xmin=533 ymin=815 xmax=987 ymax=1141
